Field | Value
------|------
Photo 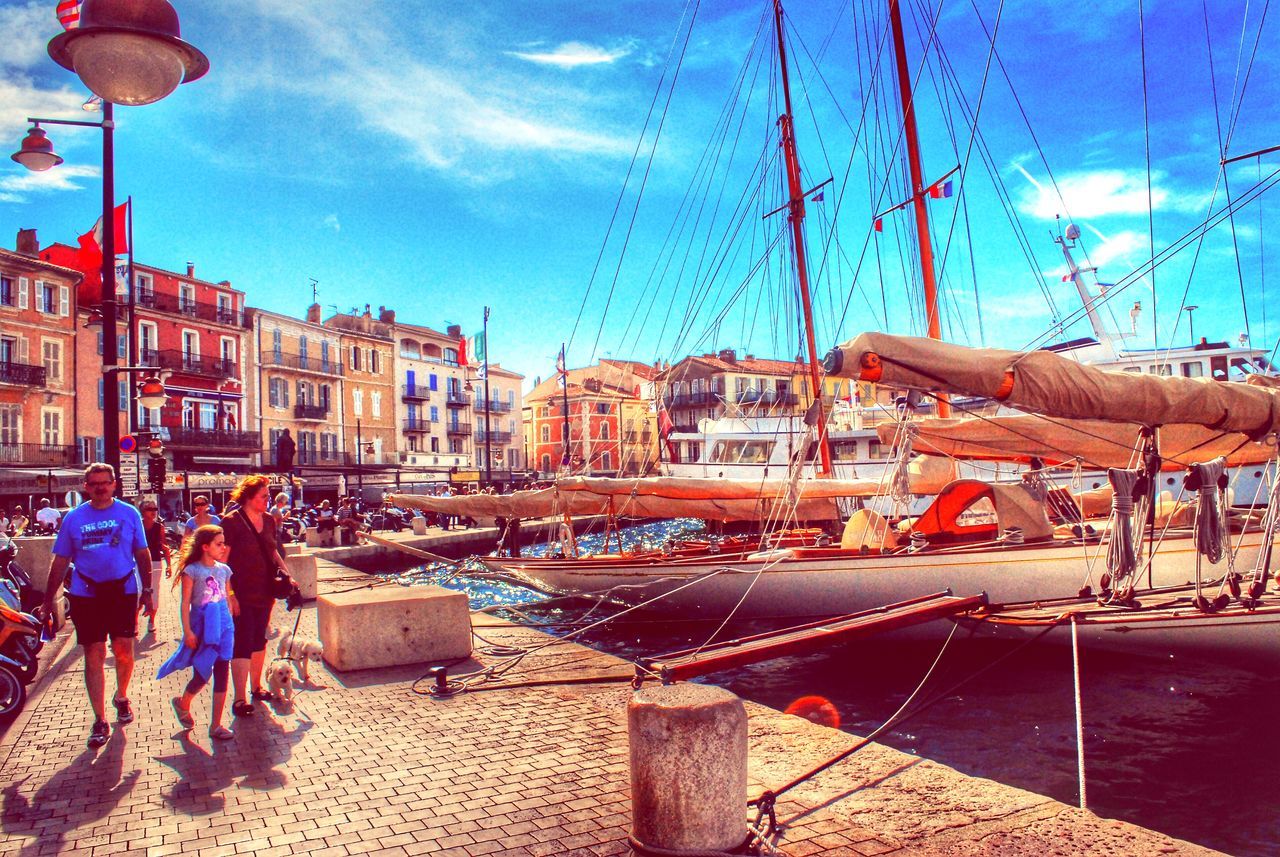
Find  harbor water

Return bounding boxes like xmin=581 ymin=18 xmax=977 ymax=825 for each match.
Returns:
xmin=387 ymin=520 xmax=1279 ymax=857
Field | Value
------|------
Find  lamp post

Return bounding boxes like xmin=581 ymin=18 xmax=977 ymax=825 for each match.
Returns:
xmin=482 ymin=306 xmax=492 ymax=489
xmin=11 ymin=0 xmax=206 ymax=484
xmin=355 ymin=418 xmax=364 ymax=509
xmin=1185 ymin=305 xmax=1199 ymax=346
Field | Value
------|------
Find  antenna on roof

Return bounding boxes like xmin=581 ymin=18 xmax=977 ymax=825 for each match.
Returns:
xmin=308 ymin=278 xmax=319 ymax=303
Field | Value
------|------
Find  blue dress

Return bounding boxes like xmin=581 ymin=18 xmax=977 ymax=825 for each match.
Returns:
xmin=156 ymin=562 xmax=235 ymax=681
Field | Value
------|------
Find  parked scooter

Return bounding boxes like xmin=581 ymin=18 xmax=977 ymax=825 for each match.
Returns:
xmin=0 ymin=655 xmax=27 ymax=723
xmin=0 ymin=602 xmax=41 ymax=684
xmin=0 ymin=536 xmax=41 ymax=614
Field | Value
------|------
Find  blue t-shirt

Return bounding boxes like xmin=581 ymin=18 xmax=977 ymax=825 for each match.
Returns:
xmin=182 ymin=560 xmax=232 ymax=610
xmin=184 ymin=514 xmax=222 ymax=533
xmin=53 ymin=499 xmax=148 ymax=597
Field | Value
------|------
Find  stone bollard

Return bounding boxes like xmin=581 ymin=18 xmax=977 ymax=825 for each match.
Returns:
xmin=411 ymin=516 xmax=428 ymax=536
xmin=629 ymin=683 xmax=748 ymax=853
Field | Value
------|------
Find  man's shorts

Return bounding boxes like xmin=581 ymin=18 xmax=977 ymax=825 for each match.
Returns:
xmin=68 ymin=589 xmax=139 ymax=646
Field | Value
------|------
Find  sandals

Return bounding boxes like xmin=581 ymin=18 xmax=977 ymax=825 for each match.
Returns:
xmin=232 ymin=700 xmax=255 ymax=717
xmin=209 ymin=725 xmax=235 ymax=741
xmin=251 ymin=688 xmax=274 ymax=702
xmin=113 ymin=696 xmax=134 ymax=724
xmin=172 ymin=697 xmax=195 ymax=728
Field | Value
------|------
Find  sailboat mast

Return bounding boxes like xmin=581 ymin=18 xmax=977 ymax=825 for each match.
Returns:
xmin=887 ymin=0 xmax=950 ymax=417
xmin=773 ymin=0 xmax=833 ymax=476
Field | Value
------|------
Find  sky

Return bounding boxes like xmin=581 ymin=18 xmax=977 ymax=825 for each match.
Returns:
xmin=1 ymin=0 xmax=1277 ymax=390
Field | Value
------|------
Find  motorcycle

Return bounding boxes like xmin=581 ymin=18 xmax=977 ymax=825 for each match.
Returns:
xmin=0 ymin=536 xmax=42 ymax=614
xmin=0 ymin=602 xmax=41 ymax=684
xmin=0 ymin=654 xmax=27 ymax=723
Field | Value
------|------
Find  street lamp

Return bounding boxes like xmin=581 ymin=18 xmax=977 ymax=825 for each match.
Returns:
xmin=1185 ymin=305 xmax=1199 ymax=346
xmin=11 ymin=0 xmax=206 ymax=485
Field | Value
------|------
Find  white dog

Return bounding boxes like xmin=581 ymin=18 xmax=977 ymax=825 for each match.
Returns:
xmin=276 ymin=631 xmax=324 ymax=682
xmin=266 ymin=660 xmax=296 ymax=706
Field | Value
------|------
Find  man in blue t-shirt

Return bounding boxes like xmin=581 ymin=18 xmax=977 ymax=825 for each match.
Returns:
xmin=41 ymin=463 xmax=154 ymax=749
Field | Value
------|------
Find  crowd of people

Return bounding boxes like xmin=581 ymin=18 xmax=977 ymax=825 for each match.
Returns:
xmin=36 ymin=465 xmax=297 ymax=748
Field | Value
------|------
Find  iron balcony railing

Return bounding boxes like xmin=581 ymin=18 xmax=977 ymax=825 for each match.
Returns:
xmin=294 ymin=403 xmax=329 ymax=420
xmin=472 ymin=398 xmax=513 ymax=413
xmin=0 ymin=443 xmax=77 ymax=466
xmin=665 ymin=392 xmax=714 ymax=408
xmin=139 ymin=348 xmax=238 ymax=379
xmin=0 ymin=361 xmax=48 ymax=387
xmin=474 ymin=429 xmax=513 ymax=445
xmin=165 ymin=426 xmax=261 ymax=449
xmin=402 ymin=419 xmax=433 ymax=432
xmin=445 ymin=421 xmax=471 ymax=435
xmin=402 ymin=384 xmax=431 ymax=401
xmin=735 ymin=390 xmax=799 ymax=406
xmin=445 ymin=390 xmax=469 ymax=406
xmin=259 ymin=351 xmax=345 ymax=376
xmin=135 ymin=291 xmax=248 ymax=328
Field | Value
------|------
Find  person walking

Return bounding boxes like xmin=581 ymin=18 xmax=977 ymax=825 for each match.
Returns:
xmin=140 ymin=500 xmax=173 ymax=637
xmin=219 ymin=475 xmax=291 ymax=716
xmin=40 ymin=464 xmax=155 ymax=748
xmin=275 ymin=429 xmax=296 ymax=475
xmin=183 ymin=495 xmax=221 ymax=536
xmin=157 ymin=525 xmax=236 ymax=740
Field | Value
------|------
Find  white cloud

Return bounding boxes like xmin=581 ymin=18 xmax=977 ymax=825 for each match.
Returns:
xmin=1087 ymin=229 xmax=1146 ymax=268
xmin=1015 ymin=169 xmax=1168 ymax=220
xmin=323 ymin=213 xmax=340 ymax=232
xmin=0 ymin=162 xmax=99 ymax=203
xmin=0 ymin=77 xmax=94 ymax=145
xmin=0 ymin=2 xmax=57 ymax=71
xmin=508 ymin=41 xmax=634 ymax=68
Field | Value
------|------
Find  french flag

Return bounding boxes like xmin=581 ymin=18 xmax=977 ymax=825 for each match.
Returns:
xmin=928 ymin=180 xmax=954 ymax=199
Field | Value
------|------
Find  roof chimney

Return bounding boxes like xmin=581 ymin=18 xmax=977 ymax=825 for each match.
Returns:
xmin=186 ymin=262 xmax=195 ymax=278
xmin=306 ymin=303 xmax=322 ymax=323
xmin=446 ymin=324 xmax=461 ymax=337
xmin=16 ymin=229 xmax=38 ymax=256
xmin=363 ymin=303 xmax=372 ymax=318
xmin=718 ymin=348 xmax=737 ymax=364
xmin=378 ymin=306 xmax=396 ymax=323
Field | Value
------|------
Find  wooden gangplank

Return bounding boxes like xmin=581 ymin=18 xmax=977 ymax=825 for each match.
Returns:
xmin=639 ymin=590 xmax=988 ymax=684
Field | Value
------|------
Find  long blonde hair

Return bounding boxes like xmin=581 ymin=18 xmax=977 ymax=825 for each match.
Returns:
xmin=173 ymin=524 xmax=223 ymax=589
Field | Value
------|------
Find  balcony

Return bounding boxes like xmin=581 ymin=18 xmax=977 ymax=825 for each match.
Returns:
xmin=445 ymin=421 xmax=471 ymax=435
xmin=666 ymin=392 xmax=714 ymax=408
xmin=259 ymin=351 xmax=345 ymax=376
xmin=0 ymin=361 xmax=47 ymax=387
xmin=165 ymin=426 xmax=261 ymax=450
xmin=401 ymin=384 xmax=431 ymax=402
xmin=402 ymin=419 xmax=433 ymax=433
xmin=294 ymin=403 xmax=329 ymax=420
xmin=139 ymin=348 xmax=238 ymax=380
xmin=0 ymin=443 xmax=77 ymax=466
xmin=472 ymin=398 xmax=513 ymax=413
xmin=445 ymin=390 xmax=469 ymax=407
xmin=735 ymin=390 xmax=799 ymax=406
xmin=135 ymin=291 xmax=247 ymax=328
xmin=625 ymin=431 xmax=653 ymax=444
xmin=474 ymin=429 xmax=513 ymax=445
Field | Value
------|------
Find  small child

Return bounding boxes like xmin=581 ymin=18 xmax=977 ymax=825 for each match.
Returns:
xmin=156 ymin=524 xmax=238 ymax=740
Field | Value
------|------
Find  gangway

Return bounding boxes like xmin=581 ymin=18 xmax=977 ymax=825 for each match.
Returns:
xmin=638 ymin=590 xmax=987 ymax=684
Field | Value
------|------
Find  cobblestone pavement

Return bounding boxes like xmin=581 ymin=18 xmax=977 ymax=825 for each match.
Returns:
xmin=0 ymin=563 xmax=1214 ymax=857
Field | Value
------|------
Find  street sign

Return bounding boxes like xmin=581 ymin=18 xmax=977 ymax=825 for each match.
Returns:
xmin=119 ymin=435 xmax=138 ymax=454
xmin=118 ymin=453 xmax=140 ymax=494
xmin=64 ymin=490 xmax=82 ymax=507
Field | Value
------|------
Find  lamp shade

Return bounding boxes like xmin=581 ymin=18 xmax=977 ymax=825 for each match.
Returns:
xmin=137 ymin=375 xmax=167 ymax=409
xmin=11 ymin=127 xmax=64 ymax=172
xmin=47 ymin=0 xmax=209 ymax=106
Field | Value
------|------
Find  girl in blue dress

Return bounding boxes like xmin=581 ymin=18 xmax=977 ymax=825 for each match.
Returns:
xmin=157 ymin=524 xmax=237 ymax=740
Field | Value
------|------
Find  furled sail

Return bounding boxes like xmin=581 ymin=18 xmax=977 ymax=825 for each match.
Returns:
xmin=824 ymin=332 xmax=1280 ymax=437
xmin=882 ymin=414 xmax=1278 ymax=470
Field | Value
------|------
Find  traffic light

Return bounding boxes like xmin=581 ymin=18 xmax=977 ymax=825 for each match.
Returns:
xmin=147 ymin=440 xmax=166 ymax=493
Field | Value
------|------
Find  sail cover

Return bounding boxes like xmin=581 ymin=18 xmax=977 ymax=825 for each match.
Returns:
xmin=882 ymin=414 xmax=1278 ymax=470
xmin=825 ymin=332 xmax=1280 ymax=438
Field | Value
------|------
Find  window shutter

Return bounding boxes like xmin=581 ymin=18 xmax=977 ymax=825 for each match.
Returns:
xmin=98 ymin=379 xmax=105 ymax=409
xmin=59 ymin=285 xmax=69 ymax=316
xmin=18 ymin=277 xmax=28 ymax=310
xmin=17 ymin=336 xmax=28 ymax=362
xmin=283 ymin=382 xmax=290 ymax=408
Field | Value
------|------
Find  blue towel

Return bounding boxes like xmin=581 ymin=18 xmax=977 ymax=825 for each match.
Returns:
xmin=156 ymin=599 xmax=235 ymax=681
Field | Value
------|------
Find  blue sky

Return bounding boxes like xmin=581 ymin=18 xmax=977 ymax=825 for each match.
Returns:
xmin=1 ymin=0 xmax=1277 ymax=387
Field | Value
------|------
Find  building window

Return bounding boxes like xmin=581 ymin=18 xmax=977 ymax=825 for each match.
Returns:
xmin=429 ymin=436 xmax=439 ymax=453
xmin=0 ymin=405 xmax=19 ymax=445
xmin=41 ymin=340 xmax=62 ymax=382
xmin=199 ymin=403 xmax=217 ymax=429
xmin=299 ymin=335 xmax=309 ymax=369
xmin=371 ymin=349 xmax=380 ymax=373
xmin=272 ymin=328 xmax=282 ymax=357
xmin=182 ymin=330 xmax=198 ymax=356
xmin=597 ymin=403 xmax=608 ymax=414
xmin=139 ymin=322 xmax=158 ymax=360
xmin=37 ymin=281 xmax=56 ymax=314
xmin=1181 ymin=362 xmax=1204 ymax=378
xmin=540 ymin=425 xmax=550 ymax=443
xmin=217 ymin=293 xmax=233 ymax=323
xmin=443 ymin=347 xmax=458 ymax=366
xmin=136 ymin=274 xmax=153 ymax=303
xmin=601 ymin=452 xmax=611 ymax=471
xmin=179 ymin=283 xmax=196 ymax=313
xmin=320 ymin=384 xmax=331 ymax=411
xmin=541 ymin=454 xmax=551 ymax=472
xmin=449 ymin=438 xmax=461 ymax=454
xmin=0 ymin=276 xmax=12 ymax=307
xmin=0 ymin=335 xmax=16 ymax=364
xmin=370 ymin=391 xmax=381 ymax=418
xmin=600 ymin=423 xmax=609 ymax=441
xmin=220 ymin=336 xmax=236 ymax=367
xmin=430 ymin=405 xmax=439 ymax=422
xmin=429 ymin=373 xmax=438 ymax=391
xmin=350 ymin=345 xmax=361 ymax=371
xmin=353 ymin=388 xmax=363 ymax=416
xmin=41 ymin=409 xmax=62 ymax=446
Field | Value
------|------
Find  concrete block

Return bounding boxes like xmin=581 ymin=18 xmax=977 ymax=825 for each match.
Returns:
xmin=629 ymin=684 xmax=747 ymax=852
xmin=317 ymin=584 xmax=471 ymax=672
xmin=305 ymin=526 xmax=335 ymax=548
xmin=15 ymin=536 xmax=56 ymax=594
xmin=411 ymin=517 xmax=428 ymax=536
xmin=282 ymin=543 xmax=303 ymax=556
xmin=285 ymin=554 xmax=318 ymax=601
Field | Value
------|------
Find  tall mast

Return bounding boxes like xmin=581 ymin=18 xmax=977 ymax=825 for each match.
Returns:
xmin=773 ymin=0 xmax=832 ymax=476
xmin=887 ymin=0 xmax=950 ymax=417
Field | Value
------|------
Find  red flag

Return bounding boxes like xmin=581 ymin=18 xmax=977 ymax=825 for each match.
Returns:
xmin=873 ymin=218 xmax=883 ymax=233
xmin=75 ymin=201 xmax=129 ymax=291
xmin=658 ymin=405 xmax=678 ymax=460
xmin=457 ymin=336 xmax=468 ymax=367
xmin=57 ymin=1 xmax=80 ymax=30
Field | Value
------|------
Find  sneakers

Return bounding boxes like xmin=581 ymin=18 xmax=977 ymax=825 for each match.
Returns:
xmin=113 ymin=696 xmax=134 ymax=724
xmin=87 ymin=719 xmax=110 ymax=748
